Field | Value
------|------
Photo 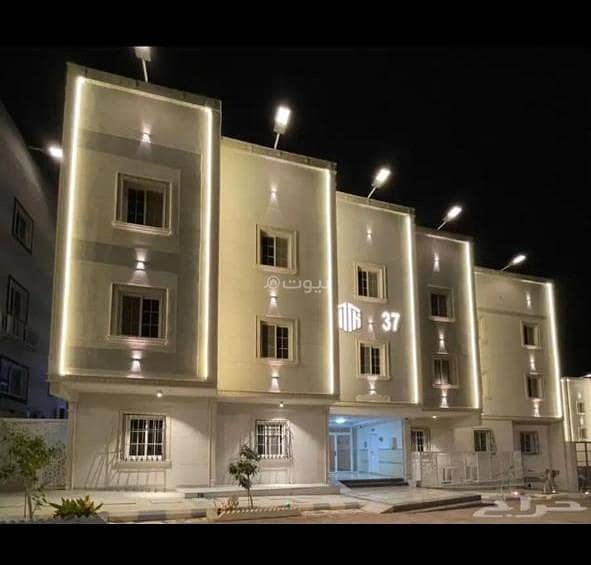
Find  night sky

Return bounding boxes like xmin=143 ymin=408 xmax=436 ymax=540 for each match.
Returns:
xmin=0 ymin=47 xmax=587 ymax=376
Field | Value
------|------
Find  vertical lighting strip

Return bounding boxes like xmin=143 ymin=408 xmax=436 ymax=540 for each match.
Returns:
xmin=464 ymin=241 xmax=481 ymax=409
xmin=325 ymin=169 xmax=335 ymax=395
xmin=405 ymin=215 xmax=420 ymax=404
xmin=561 ymin=378 xmax=571 ymax=441
xmin=201 ymin=107 xmax=213 ymax=380
xmin=59 ymin=76 xmax=84 ymax=376
xmin=546 ymin=282 xmax=563 ymax=418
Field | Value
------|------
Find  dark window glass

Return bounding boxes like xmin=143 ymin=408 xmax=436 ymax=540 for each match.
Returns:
xmin=120 ymin=295 xmax=141 ymax=336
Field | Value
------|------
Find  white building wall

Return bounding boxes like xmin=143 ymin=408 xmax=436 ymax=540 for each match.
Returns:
xmin=563 ymin=377 xmax=591 ymax=442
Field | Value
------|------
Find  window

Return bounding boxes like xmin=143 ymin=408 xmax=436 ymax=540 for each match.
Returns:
xmin=0 ymin=356 xmax=28 ymax=401
xmin=474 ymin=429 xmax=495 ymax=453
xmin=411 ymin=428 xmax=430 ymax=452
xmin=111 ymin=284 xmax=166 ymax=339
xmin=581 ymin=427 xmax=588 ymax=441
xmin=430 ymin=289 xmax=453 ymax=320
xmin=520 ymin=431 xmax=540 ymax=455
xmin=256 ymin=420 xmax=289 ymax=459
xmin=6 ymin=276 xmax=29 ymax=328
xmin=356 ymin=263 xmax=386 ymax=300
xmin=257 ymin=226 xmax=296 ymax=272
xmin=526 ymin=374 xmax=544 ymax=399
xmin=358 ymin=342 xmax=388 ymax=377
xmin=258 ymin=318 xmax=295 ymax=362
xmin=522 ymin=322 xmax=541 ymax=348
xmin=577 ymin=401 xmax=585 ymax=415
xmin=12 ymin=199 xmax=33 ymax=252
xmin=116 ymin=174 xmax=169 ymax=231
xmin=433 ymin=357 xmax=455 ymax=387
xmin=122 ymin=414 xmax=166 ymax=462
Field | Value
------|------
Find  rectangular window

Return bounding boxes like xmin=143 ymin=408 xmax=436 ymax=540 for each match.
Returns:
xmin=116 ymin=174 xmax=169 ymax=230
xmin=256 ymin=420 xmax=289 ymax=459
xmin=430 ymin=289 xmax=453 ymax=319
xmin=356 ymin=264 xmax=385 ymax=300
xmin=259 ymin=319 xmax=294 ymax=361
xmin=474 ymin=429 xmax=494 ymax=453
xmin=577 ymin=401 xmax=585 ymax=415
xmin=433 ymin=357 xmax=455 ymax=387
xmin=0 ymin=356 xmax=29 ymax=401
xmin=581 ymin=427 xmax=588 ymax=440
xmin=520 ymin=431 xmax=540 ymax=455
xmin=522 ymin=322 xmax=541 ymax=348
xmin=359 ymin=342 xmax=388 ymax=377
xmin=12 ymin=199 xmax=34 ymax=253
xmin=411 ymin=428 xmax=430 ymax=452
xmin=111 ymin=285 xmax=166 ymax=339
xmin=122 ymin=414 xmax=166 ymax=462
xmin=6 ymin=276 xmax=30 ymax=341
xmin=526 ymin=374 xmax=544 ymax=399
xmin=257 ymin=226 xmax=296 ymax=272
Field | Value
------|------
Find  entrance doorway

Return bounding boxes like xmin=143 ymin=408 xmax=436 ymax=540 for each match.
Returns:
xmin=329 ymin=432 xmax=352 ymax=473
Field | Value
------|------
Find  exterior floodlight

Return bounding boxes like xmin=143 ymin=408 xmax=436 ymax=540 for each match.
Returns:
xmin=273 ymin=106 xmax=291 ymax=149
xmin=134 ymin=47 xmax=151 ymax=82
xmin=156 ymin=390 xmax=163 ymax=398
xmin=437 ymin=205 xmax=463 ymax=230
xmin=368 ymin=167 xmax=392 ymax=199
xmin=501 ymin=253 xmax=527 ymax=271
xmin=47 ymin=144 xmax=63 ymax=160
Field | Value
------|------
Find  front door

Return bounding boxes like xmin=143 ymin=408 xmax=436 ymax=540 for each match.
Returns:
xmin=329 ymin=432 xmax=352 ymax=472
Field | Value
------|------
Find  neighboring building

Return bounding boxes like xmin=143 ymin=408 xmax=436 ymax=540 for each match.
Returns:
xmin=48 ymin=63 xmax=578 ymax=492
xmin=0 ymin=99 xmax=66 ymax=419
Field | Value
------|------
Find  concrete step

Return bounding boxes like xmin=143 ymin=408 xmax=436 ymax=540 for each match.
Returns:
xmin=389 ymin=494 xmax=482 ymax=513
xmin=340 ymin=478 xmax=408 ymax=489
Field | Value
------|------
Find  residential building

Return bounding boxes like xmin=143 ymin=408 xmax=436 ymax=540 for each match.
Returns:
xmin=0 ymin=99 xmax=65 ymax=419
xmin=48 ymin=63 xmax=577 ymax=492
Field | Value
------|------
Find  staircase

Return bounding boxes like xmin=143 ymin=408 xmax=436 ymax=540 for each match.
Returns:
xmin=339 ymin=477 xmax=408 ymax=488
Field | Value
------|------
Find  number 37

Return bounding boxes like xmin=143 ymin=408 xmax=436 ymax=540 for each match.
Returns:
xmin=381 ymin=311 xmax=400 ymax=332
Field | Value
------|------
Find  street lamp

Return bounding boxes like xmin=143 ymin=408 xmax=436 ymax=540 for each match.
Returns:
xmin=501 ymin=253 xmax=527 ymax=271
xmin=437 ymin=205 xmax=463 ymax=230
xmin=134 ymin=47 xmax=152 ymax=82
xmin=367 ymin=167 xmax=391 ymax=199
xmin=273 ymin=106 xmax=291 ymax=149
xmin=29 ymin=144 xmax=63 ymax=162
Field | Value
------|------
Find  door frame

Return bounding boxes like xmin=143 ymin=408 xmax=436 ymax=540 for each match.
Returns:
xmin=329 ymin=431 xmax=353 ymax=473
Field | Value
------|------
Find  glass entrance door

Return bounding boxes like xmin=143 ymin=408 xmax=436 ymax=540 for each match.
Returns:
xmin=330 ymin=432 xmax=352 ymax=472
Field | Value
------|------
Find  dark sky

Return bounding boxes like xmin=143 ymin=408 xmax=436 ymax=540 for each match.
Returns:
xmin=0 ymin=47 xmax=588 ymax=376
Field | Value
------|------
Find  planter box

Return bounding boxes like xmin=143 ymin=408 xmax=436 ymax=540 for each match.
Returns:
xmin=1 ymin=512 xmax=108 ymax=524
xmin=206 ymin=506 xmax=301 ymax=522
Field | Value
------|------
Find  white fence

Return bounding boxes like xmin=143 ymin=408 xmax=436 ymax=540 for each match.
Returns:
xmin=411 ymin=451 xmax=524 ymax=487
xmin=0 ymin=418 xmax=68 ymax=490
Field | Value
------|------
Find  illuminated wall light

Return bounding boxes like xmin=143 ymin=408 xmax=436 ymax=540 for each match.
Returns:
xmin=525 ymin=291 xmax=532 ymax=310
xmin=546 ymin=282 xmax=563 ymax=418
xmin=156 ymin=390 xmax=163 ymax=398
xmin=135 ymin=260 xmax=146 ymax=271
xmin=405 ymin=215 xmax=420 ymax=404
xmin=440 ymin=388 xmax=449 ymax=409
xmin=270 ymin=376 xmax=280 ymax=393
xmin=141 ymin=131 xmax=152 ymax=144
xmin=59 ymin=75 xmax=85 ymax=376
xmin=279 ymin=401 xmax=285 ymax=408
xmin=438 ymin=329 xmax=446 ymax=353
xmin=577 ymin=392 xmax=583 ymax=400
xmin=325 ymin=170 xmax=336 ymax=395
xmin=270 ymin=184 xmax=278 ymax=199
xmin=366 ymin=226 xmax=373 ymax=242
xmin=368 ymin=377 xmax=377 ymax=395
xmin=529 ymin=353 xmax=536 ymax=372
xmin=532 ymin=399 xmax=541 ymax=418
xmin=433 ymin=251 xmax=440 ymax=273
xmin=464 ymin=241 xmax=481 ymax=409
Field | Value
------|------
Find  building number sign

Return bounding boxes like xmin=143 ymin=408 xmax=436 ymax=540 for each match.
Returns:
xmin=338 ymin=302 xmax=401 ymax=334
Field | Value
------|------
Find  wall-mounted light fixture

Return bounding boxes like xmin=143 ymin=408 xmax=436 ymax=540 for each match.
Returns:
xmin=156 ymin=390 xmax=163 ymax=399
xmin=141 ymin=131 xmax=152 ymax=144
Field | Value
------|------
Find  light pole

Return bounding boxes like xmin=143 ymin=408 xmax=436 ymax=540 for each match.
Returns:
xmin=134 ymin=47 xmax=151 ymax=82
xmin=367 ymin=167 xmax=391 ymax=200
xmin=437 ymin=205 xmax=463 ymax=230
xmin=501 ymin=253 xmax=527 ymax=271
xmin=273 ymin=106 xmax=291 ymax=149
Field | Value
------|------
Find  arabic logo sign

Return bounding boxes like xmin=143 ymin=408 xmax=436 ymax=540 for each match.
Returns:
xmin=473 ymin=495 xmax=587 ymax=519
xmin=338 ymin=302 xmax=362 ymax=333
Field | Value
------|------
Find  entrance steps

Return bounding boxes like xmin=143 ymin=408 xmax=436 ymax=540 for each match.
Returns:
xmin=339 ymin=478 xmax=408 ymax=489
xmin=178 ymin=483 xmax=339 ymax=499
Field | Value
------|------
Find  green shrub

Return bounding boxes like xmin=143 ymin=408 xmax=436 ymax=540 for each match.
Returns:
xmin=50 ymin=495 xmax=103 ymax=519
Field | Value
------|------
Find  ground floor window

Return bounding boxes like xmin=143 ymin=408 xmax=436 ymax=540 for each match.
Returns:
xmin=122 ymin=414 xmax=166 ymax=462
xmin=520 ymin=431 xmax=540 ymax=455
xmin=474 ymin=429 xmax=495 ymax=452
xmin=411 ymin=428 xmax=430 ymax=452
xmin=0 ymin=356 xmax=28 ymax=401
xmin=255 ymin=420 xmax=289 ymax=459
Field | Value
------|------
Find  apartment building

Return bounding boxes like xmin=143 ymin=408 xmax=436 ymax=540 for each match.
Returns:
xmin=0 ymin=99 xmax=65 ymax=418
xmin=48 ymin=63 xmax=576 ymax=491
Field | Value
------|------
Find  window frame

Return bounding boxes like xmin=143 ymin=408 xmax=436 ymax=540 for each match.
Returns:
xmin=12 ymin=198 xmax=34 ymax=253
xmin=114 ymin=173 xmax=172 ymax=235
xmin=354 ymin=262 xmax=387 ymax=303
xmin=0 ymin=355 xmax=29 ymax=402
xmin=109 ymin=283 xmax=167 ymax=344
xmin=525 ymin=372 xmax=544 ymax=400
xmin=411 ymin=428 xmax=430 ymax=452
xmin=521 ymin=321 xmax=542 ymax=350
xmin=256 ymin=316 xmax=298 ymax=365
xmin=255 ymin=419 xmax=290 ymax=460
xmin=429 ymin=286 xmax=455 ymax=322
xmin=6 ymin=276 xmax=30 ymax=325
xmin=256 ymin=225 xmax=298 ymax=274
xmin=520 ymin=431 xmax=540 ymax=455
xmin=119 ymin=413 xmax=170 ymax=464
xmin=576 ymin=401 xmax=585 ymax=415
xmin=432 ymin=355 xmax=458 ymax=388
xmin=356 ymin=339 xmax=390 ymax=379
xmin=474 ymin=429 xmax=495 ymax=453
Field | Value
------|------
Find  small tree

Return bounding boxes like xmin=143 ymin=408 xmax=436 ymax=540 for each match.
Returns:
xmin=0 ymin=421 xmax=64 ymax=521
xmin=228 ymin=444 xmax=260 ymax=509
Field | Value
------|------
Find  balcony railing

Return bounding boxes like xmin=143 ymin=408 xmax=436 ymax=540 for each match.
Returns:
xmin=0 ymin=312 xmax=37 ymax=349
xmin=411 ymin=451 xmax=524 ymax=488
